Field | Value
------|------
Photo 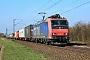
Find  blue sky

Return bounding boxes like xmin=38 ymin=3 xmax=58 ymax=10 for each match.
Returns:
xmin=0 ymin=0 xmax=90 ymax=34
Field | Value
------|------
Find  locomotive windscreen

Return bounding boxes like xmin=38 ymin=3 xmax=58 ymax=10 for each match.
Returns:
xmin=51 ymin=20 xmax=68 ymax=29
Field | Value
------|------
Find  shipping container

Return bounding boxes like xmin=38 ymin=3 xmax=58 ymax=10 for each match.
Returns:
xmin=15 ymin=31 xmax=19 ymax=39
xmin=9 ymin=33 xmax=14 ymax=38
xmin=33 ymin=25 xmax=37 ymax=36
xmin=19 ymin=28 xmax=25 ymax=38
xmin=9 ymin=34 xmax=13 ymax=38
xmin=6 ymin=34 xmax=10 ymax=38
xmin=40 ymin=22 xmax=48 ymax=36
xmin=32 ymin=22 xmax=48 ymax=38
xmin=25 ymin=25 xmax=33 ymax=38
xmin=32 ymin=24 xmax=40 ymax=37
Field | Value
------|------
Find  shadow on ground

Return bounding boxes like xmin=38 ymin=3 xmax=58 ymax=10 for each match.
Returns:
xmin=52 ymin=42 xmax=87 ymax=47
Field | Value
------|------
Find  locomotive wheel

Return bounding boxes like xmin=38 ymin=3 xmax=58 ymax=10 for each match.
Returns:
xmin=67 ymin=40 xmax=70 ymax=43
xmin=35 ymin=39 xmax=38 ymax=44
xmin=45 ymin=40 xmax=49 ymax=45
xmin=43 ymin=39 xmax=46 ymax=44
xmin=50 ymin=41 xmax=54 ymax=45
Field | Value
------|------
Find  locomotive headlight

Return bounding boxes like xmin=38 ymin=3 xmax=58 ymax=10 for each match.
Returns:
xmin=65 ymin=33 xmax=68 ymax=35
xmin=49 ymin=37 xmax=51 ymax=38
xmin=53 ymin=33 xmax=55 ymax=35
xmin=52 ymin=33 xmax=56 ymax=35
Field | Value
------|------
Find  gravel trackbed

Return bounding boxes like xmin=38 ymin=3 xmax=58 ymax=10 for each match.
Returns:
xmin=13 ymin=40 xmax=90 ymax=60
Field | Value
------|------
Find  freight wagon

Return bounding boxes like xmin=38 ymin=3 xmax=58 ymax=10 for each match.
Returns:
xmin=32 ymin=22 xmax=48 ymax=43
xmin=19 ymin=28 xmax=25 ymax=40
xmin=9 ymin=34 xmax=14 ymax=39
xmin=6 ymin=33 xmax=14 ymax=39
xmin=24 ymin=25 xmax=33 ymax=40
xmin=17 ymin=25 xmax=33 ymax=40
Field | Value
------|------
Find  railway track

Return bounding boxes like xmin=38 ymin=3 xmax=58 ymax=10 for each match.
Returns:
xmin=13 ymin=40 xmax=90 ymax=60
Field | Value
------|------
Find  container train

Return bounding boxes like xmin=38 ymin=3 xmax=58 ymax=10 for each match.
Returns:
xmin=8 ymin=14 xmax=69 ymax=44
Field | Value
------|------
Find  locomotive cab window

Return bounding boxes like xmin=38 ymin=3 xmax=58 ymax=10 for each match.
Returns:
xmin=51 ymin=20 xmax=68 ymax=29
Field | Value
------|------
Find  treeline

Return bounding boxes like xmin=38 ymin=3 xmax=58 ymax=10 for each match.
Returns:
xmin=70 ymin=20 xmax=90 ymax=44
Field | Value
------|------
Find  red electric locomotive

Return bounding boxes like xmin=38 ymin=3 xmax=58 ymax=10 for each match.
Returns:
xmin=45 ymin=14 xmax=69 ymax=44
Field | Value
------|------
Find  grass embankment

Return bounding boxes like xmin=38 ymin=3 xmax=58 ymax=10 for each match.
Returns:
xmin=0 ymin=38 xmax=49 ymax=60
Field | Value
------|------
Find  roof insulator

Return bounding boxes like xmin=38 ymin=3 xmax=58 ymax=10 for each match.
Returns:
xmin=48 ymin=14 xmax=61 ymax=18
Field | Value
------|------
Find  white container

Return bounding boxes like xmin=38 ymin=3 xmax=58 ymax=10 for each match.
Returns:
xmin=19 ymin=28 xmax=25 ymax=37
xmin=10 ymin=34 xmax=13 ymax=38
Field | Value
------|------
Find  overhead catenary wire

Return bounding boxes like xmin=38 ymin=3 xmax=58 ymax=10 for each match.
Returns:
xmin=26 ymin=0 xmax=90 ymax=24
xmin=61 ymin=1 xmax=90 ymax=14
xmin=37 ymin=0 xmax=52 ymax=12
xmin=44 ymin=0 xmax=63 ymax=12
xmin=33 ymin=0 xmax=64 ymax=24
xmin=31 ymin=0 xmax=63 ymax=24
xmin=59 ymin=0 xmax=79 ymax=10
xmin=29 ymin=0 xmax=63 ymax=22
xmin=31 ymin=0 xmax=52 ymax=20
xmin=49 ymin=0 xmax=79 ymax=14
xmin=25 ymin=0 xmax=52 ymax=23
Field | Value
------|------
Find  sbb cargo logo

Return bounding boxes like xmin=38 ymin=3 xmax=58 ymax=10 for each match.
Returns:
xmin=33 ymin=28 xmax=36 ymax=35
